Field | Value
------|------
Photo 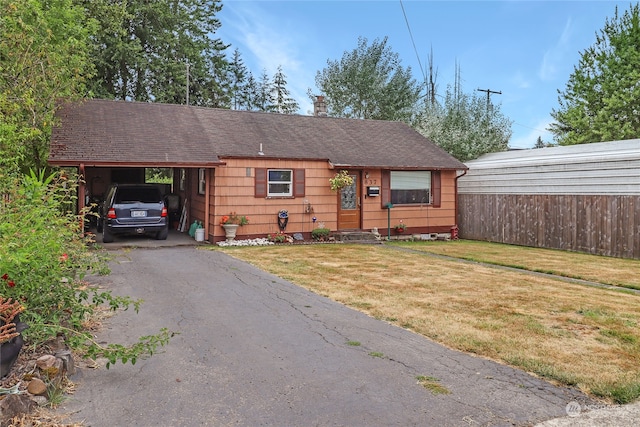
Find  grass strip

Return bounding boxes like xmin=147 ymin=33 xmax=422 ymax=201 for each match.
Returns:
xmin=391 ymin=240 xmax=640 ymax=290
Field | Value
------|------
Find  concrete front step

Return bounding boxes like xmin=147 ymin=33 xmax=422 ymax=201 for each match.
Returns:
xmin=333 ymin=231 xmax=381 ymax=243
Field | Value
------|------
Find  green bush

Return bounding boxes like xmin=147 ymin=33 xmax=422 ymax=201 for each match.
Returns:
xmin=311 ymin=228 xmax=331 ymax=241
xmin=0 ymin=170 xmax=171 ymax=367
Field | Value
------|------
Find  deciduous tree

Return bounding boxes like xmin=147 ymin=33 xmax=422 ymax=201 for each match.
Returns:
xmin=0 ymin=0 xmax=93 ymax=174
xmin=416 ymin=78 xmax=512 ymax=162
xmin=312 ymin=36 xmax=422 ymax=123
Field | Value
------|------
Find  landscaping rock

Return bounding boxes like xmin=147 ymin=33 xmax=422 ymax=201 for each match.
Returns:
xmin=30 ymin=395 xmax=48 ymax=406
xmin=216 ymin=238 xmax=274 ymax=247
xmin=0 ymin=394 xmax=36 ymax=425
xmin=27 ymin=378 xmax=47 ymax=396
xmin=55 ymin=350 xmax=75 ymax=376
xmin=36 ymin=354 xmax=57 ymax=370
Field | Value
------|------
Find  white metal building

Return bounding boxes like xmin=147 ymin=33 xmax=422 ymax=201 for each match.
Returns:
xmin=457 ymin=139 xmax=640 ymax=259
xmin=458 ymin=139 xmax=640 ymax=195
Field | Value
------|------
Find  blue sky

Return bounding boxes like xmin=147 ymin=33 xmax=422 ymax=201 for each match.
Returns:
xmin=217 ymin=0 xmax=631 ymax=149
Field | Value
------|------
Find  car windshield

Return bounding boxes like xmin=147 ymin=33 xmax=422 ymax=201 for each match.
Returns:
xmin=115 ymin=188 xmax=161 ymax=204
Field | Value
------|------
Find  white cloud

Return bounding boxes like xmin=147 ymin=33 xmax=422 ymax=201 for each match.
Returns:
xmin=224 ymin=4 xmax=301 ymax=75
xmin=510 ymin=71 xmax=531 ymax=89
xmin=219 ymin=2 xmax=316 ymax=114
xmin=244 ymin=30 xmax=301 ymax=75
xmin=539 ymin=17 xmax=574 ymax=81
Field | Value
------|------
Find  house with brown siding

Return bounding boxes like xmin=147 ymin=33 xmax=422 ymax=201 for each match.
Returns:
xmin=49 ymin=98 xmax=467 ymax=242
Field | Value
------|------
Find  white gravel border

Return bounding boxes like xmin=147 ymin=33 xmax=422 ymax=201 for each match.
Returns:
xmin=216 ymin=238 xmax=275 ymax=247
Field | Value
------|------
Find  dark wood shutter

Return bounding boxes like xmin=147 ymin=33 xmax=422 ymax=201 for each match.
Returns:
xmin=293 ymin=169 xmax=305 ymax=197
xmin=255 ymin=168 xmax=266 ymax=198
xmin=432 ymin=171 xmax=441 ymax=207
xmin=381 ymin=170 xmax=390 ymax=207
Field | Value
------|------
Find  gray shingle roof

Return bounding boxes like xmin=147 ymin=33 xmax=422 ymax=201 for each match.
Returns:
xmin=49 ymin=99 xmax=467 ymax=170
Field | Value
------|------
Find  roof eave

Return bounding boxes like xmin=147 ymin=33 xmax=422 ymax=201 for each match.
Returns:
xmin=219 ymin=155 xmax=331 ymax=163
xmin=48 ymin=160 xmax=226 ymax=168
xmin=333 ymin=164 xmax=469 ymax=171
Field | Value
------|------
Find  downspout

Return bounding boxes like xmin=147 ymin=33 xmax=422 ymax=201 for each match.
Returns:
xmin=454 ymin=169 xmax=468 ymax=229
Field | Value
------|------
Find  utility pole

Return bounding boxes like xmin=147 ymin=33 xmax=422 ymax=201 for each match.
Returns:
xmin=477 ymin=88 xmax=501 ymax=108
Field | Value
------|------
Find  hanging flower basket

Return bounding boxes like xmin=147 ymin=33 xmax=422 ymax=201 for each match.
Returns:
xmin=329 ymin=170 xmax=354 ymax=192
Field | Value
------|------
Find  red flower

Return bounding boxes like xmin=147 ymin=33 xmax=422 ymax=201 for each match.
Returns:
xmin=59 ymin=253 xmax=69 ymax=262
xmin=1 ymin=273 xmax=8 ymax=281
xmin=7 ymin=280 xmax=15 ymax=288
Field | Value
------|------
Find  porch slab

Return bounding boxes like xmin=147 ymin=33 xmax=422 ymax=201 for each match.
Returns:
xmin=333 ymin=231 xmax=383 ymax=244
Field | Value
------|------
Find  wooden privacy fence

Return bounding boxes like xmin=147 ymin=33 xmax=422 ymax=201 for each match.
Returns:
xmin=457 ymin=193 xmax=640 ymax=259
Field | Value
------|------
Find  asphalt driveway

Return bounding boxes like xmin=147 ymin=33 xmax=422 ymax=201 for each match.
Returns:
xmin=61 ymin=246 xmax=594 ymax=426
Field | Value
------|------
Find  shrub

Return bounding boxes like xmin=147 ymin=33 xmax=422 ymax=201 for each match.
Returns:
xmin=0 ymin=170 xmax=171 ymax=367
xmin=311 ymin=228 xmax=331 ymax=241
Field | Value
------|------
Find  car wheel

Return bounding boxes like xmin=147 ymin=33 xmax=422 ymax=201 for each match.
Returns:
xmin=103 ymin=227 xmax=114 ymax=243
xmin=156 ymin=226 xmax=168 ymax=240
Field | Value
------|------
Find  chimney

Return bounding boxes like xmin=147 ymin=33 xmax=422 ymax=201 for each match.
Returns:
xmin=314 ymin=95 xmax=327 ymax=117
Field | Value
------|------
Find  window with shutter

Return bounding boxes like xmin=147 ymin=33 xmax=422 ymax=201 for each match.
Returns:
xmin=255 ymin=168 xmax=266 ymax=198
xmin=293 ymin=169 xmax=305 ymax=197
xmin=381 ymin=170 xmax=440 ymax=206
xmin=432 ymin=171 xmax=441 ymax=207
xmin=381 ymin=170 xmax=391 ymax=207
xmin=255 ymin=168 xmax=305 ymax=198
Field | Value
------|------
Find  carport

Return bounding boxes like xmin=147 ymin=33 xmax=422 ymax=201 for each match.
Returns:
xmin=82 ymin=166 xmax=193 ymax=229
xmin=58 ymin=162 xmax=219 ymax=240
xmin=48 ymin=100 xmax=224 ymax=239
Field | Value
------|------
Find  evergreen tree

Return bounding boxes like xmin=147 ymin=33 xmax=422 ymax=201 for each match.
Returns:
xmin=550 ymin=3 xmax=640 ymax=145
xmin=244 ymin=72 xmax=260 ymax=111
xmin=229 ymin=48 xmax=249 ymax=110
xmin=270 ymin=66 xmax=300 ymax=114
xmin=83 ymin=0 xmax=229 ymax=107
xmin=254 ymin=69 xmax=274 ymax=112
xmin=534 ymin=136 xmax=557 ymax=149
xmin=425 ymin=47 xmax=439 ymax=108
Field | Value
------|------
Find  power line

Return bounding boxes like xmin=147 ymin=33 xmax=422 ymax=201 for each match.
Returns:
xmin=513 ymin=121 xmax=552 ymax=134
xmin=399 ymin=0 xmax=426 ymax=84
